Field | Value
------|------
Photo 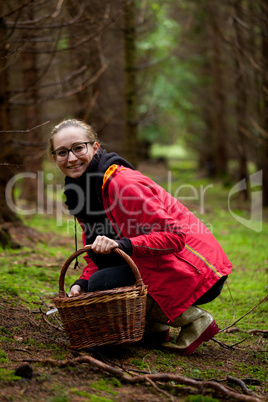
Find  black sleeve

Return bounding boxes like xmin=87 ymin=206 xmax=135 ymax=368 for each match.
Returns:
xmin=70 ymin=279 xmax=88 ymax=292
xmin=116 ymin=237 xmax=133 ymax=256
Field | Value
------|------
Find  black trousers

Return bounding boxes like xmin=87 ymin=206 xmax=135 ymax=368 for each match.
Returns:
xmin=194 ymin=275 xmax=228 ymax=305
xmin=87 ymin=264 xmax=135 ymax=292
xmin=88 ymin=263 xmax=228 ymax=307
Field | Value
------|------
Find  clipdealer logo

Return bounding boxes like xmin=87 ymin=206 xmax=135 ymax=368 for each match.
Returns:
xmin=5 ymin=169 xmax=263 ymax=233
xmin=228 ymin=170 xmax=263 ymax=232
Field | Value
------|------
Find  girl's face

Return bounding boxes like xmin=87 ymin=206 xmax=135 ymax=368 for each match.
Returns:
xmin=52 ymin=126 xmax=99 ymax=179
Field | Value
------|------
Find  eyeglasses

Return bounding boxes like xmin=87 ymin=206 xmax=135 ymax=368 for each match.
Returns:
xmin=52 ymin=141 xmax=94 ymax=161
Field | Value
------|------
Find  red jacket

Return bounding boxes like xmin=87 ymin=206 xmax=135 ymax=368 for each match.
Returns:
xmin=79 ymin=165 xmax=232 ymax=321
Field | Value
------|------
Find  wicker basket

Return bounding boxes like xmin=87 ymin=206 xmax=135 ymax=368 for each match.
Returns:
xmin=53 ymin=245 xmax=147 ymax=350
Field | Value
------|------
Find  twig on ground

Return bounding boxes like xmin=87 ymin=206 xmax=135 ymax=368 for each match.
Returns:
xmin=14 ymin=356 xmax=265 ymax=402
xmin=145 ymin=376 xmax=176 ymax=401
xmin=226 ymin=328 xmax=268 ymax=336
xmin=38 ymin=296 xmax=63 ymax=328
xmin=212 ymin=331 xmax=266 ymax=351
xmin=90 ymin=349 xmax=148 ymax=375
xmin=227 ymin=375 xmax=258 ymax=397
xmin=229 ymin=337 xmax=249 ymax=348
xmin=219 ymin=295 xmax=268 ymax=333
xmin=211 ymin=337 xmax=235 ymax=350
xmin=248 ymin=329 xmax=268 ymax=335
xmin=12 ymin=348 xmax=32 ymax=355
xmin=226 ymin=327 xmax=246 ymax=333
xmin=20 ymin=308 xmax=40 ymax=328
xmin=38 ymin=296 xmax=50 ymax=309
xmin=41 ymin=314 xmax=63 ymax=331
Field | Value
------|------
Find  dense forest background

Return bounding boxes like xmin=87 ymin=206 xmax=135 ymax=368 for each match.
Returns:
xmin=0 ymin=0 xmax=267 ymax=237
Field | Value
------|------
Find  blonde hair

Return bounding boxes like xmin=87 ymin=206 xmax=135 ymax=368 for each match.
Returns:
xmin=49 ymin=119 xmax=99 ymax=155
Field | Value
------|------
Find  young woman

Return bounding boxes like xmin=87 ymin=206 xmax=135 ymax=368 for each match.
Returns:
xmin=50 ymin=119 xmax=232 ymax=355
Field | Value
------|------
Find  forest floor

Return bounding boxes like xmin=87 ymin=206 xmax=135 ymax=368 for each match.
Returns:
xmin=0 ymin=161 xmax=267 ymax=401
xmin=0 ymin=254 xmax=267 ymax=402
xmin=1 ymin=229 xmax=267 ymax=402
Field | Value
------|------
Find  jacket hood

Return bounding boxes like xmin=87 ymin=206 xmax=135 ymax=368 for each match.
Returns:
xmin=64 ymin=148 xmax=135 ymax=219
xmin=94 ymin=149 xmax=135 ymax=202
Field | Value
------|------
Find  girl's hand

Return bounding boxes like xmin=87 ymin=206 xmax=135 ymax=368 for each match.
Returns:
xmin=69 ymin=284 xmax=84 ymax=297
xmin=91 ymin=235 xmax=119 ymax=254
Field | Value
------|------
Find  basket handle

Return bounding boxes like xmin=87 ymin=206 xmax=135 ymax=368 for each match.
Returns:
xmin=58 ymin=245 xmax=146 ymax=298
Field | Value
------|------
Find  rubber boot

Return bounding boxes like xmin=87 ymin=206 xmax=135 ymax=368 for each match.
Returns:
xmin=162 ymin=306 xmax=219 ymax=355
xmin=144 ymin=297 xmax=170 ymax=343
xmin=143 ymin=321 xmax=170 ymax=343
xmin=146 ymin=298 xmax=219 ymax=355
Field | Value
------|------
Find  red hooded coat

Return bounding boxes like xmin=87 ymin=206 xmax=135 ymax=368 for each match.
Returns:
xmin=79 ymin=165 xmax=232 ymax=321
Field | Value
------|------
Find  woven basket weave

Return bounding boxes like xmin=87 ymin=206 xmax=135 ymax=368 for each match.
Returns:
xmin=53 ymin=245 xmax=147 ymax=350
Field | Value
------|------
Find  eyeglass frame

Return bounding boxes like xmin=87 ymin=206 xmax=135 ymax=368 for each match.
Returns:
xmin=51 ymin=141 xmax=95 ymax=161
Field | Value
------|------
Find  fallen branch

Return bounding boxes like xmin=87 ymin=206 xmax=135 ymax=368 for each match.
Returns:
xmin=15 ymin=356 xmax=264 ymax=402
xmin=228 ymin=376 xmax=258 ymax=397
xmin=91 ymin=350 xmax=144 ymax=375
xmin=12 ymin=348 xmax=32 ymax=355
xmin=226 ymin=328 xmax=268 ymax=336
xmin=248 ymin=330 xmax=268 ymax=335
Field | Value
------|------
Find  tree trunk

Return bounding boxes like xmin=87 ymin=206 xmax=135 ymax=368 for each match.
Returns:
xmin=198 ymin=32 xmax=217 ymax=178
xmin=247 ymin=1 xmax=262 ymax=168
xmin=19 ymin=6 xmax=43 ymax=204
xmin=0 ymin=13 xmax=19 ymax=222
xmin=123 ymin=0 xmax=137 ymax=166
xmin=66 ymin=0 xmax=92 ymax=121
xmin=233 ymin=0 xmax=249 ymax=199
xmin=0 ymin=7 xmax=21 ymax=246
xmin=207 ymin=0 xmax=228 ymax=178
xmin=260 ymin=0 xmax=268 ymax=206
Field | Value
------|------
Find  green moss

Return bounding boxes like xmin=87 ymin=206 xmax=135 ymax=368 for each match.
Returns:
xmin=70 ymin=387 xmax=115 ymax=401
xmin=0 ymin=368 xmax=20 ymax=383
xmin=186 ymin=396 xmax=219 ymax=402
xmin=47 ymin=397 xmax=70 ymax=402
xmin=89 ymin=396 xmax=113 ymax=402
xmin=0 ymin=349 xmax=7 ymax=363
xmin=0 ymin=283 xmax=19 ymax=297
xmin=70 ymin=388 xmax=92 ymax=398
xmin=89 ymin=378 xmax=118 ymax=396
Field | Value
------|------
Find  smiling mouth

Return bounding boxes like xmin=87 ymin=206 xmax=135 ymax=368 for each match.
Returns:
xmin=67 ymin=164 xmax=83 ymax=170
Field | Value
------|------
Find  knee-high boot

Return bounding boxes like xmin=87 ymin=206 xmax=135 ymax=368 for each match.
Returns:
xmin=146 ymin=299 xmax=219 ymax=355
xmin=144 ymin=297 xmax=170 ymax=342
xmin=162 ymin=306 xmax=219 ymax=355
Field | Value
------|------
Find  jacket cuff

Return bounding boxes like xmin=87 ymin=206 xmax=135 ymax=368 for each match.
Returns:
xmin=116 ymin=237 xmax=133 ymax=256
xmin=70 ymin=279 xmax=88 ymax=292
